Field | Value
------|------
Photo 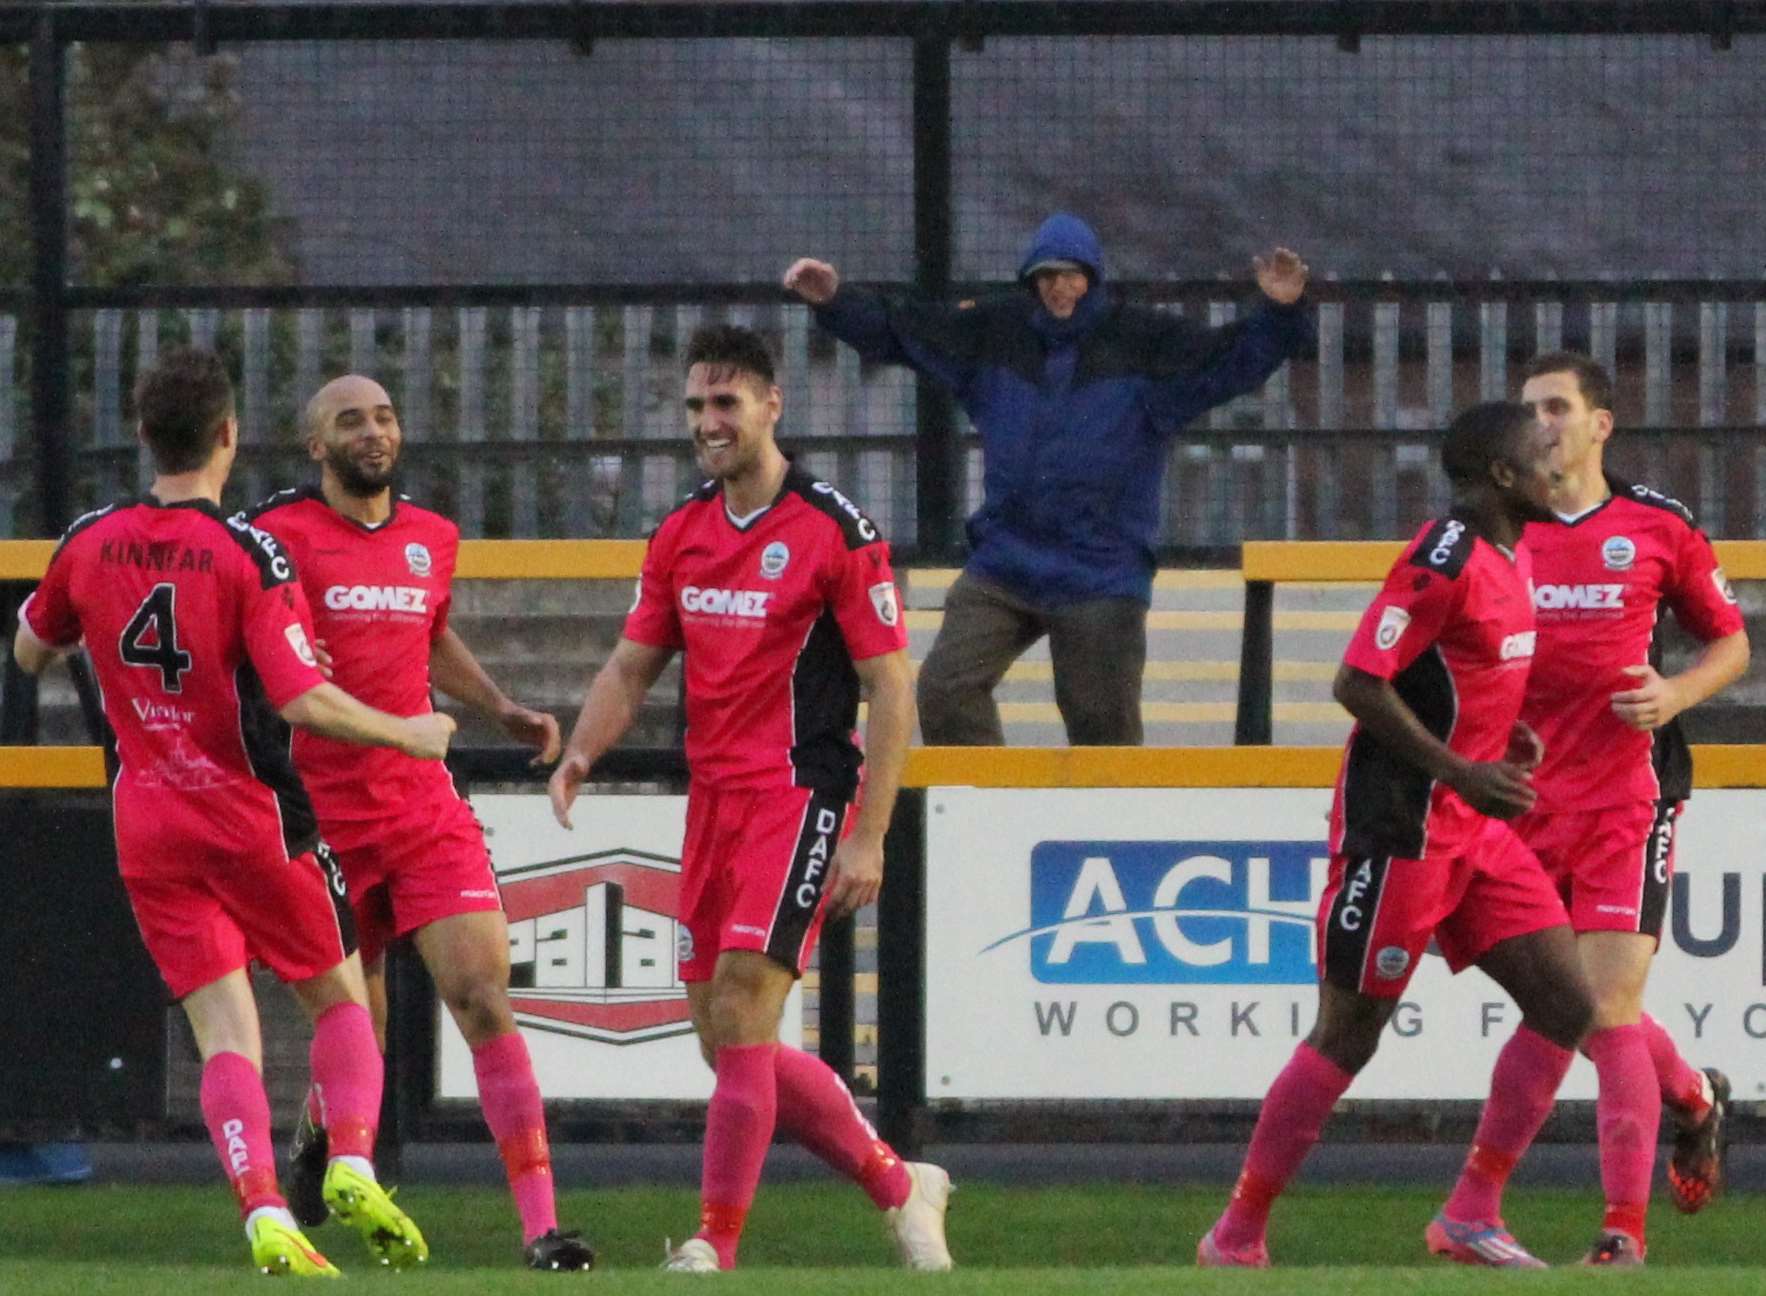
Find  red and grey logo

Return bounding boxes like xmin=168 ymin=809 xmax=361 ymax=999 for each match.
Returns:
xmin=499 ymin=849 xmax=691 ymax=1045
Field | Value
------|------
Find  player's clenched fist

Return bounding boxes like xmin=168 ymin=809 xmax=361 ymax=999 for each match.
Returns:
xmin=400 ymin=712 xmax=457 ymax=761
xmin=782 ymin=258 xmax=840 ymax=306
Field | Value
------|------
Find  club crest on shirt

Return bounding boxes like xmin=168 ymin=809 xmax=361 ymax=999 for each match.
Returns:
xmin=869 ymin=581 xmax=900 ymax=627
xmin=759 ymin=541 xmax=790 ymax=580
xmin=1602 ymin=535 xmax=1636 ymax=571
xmin=404 ymin=542 xmax=432 ymax=577
xmin=1374 ymin=946 xmax=1411 ymax=980
xmin=1374 ymin=604 xmax=1410 ymax=650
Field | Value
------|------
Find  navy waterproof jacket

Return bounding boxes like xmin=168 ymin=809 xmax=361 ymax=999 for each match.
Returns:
xmin=812 ymin=213 xmax=1312 ymax=605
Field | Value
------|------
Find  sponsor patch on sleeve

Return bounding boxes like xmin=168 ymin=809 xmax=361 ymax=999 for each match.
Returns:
xmin=1374 ymin=604 xmax=1411 ymax=651
xmin=284 ymin=622 xmax=318 ymax=668
xmin=868 ymin=580 xmax=900 ymax=627
xmin=1712 ymin=566 xmax=1738 ymax=604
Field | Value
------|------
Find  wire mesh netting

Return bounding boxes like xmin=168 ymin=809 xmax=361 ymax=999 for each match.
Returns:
xmin=951 ymin=35 xmax=1766 ymax=280
xmin=220 ymin=39 xmax=915 ymax=287
xmin=4 ymin=22 xmax=1766 ymax=544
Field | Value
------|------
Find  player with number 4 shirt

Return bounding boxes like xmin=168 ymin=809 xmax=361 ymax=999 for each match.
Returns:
xmin=16 ymin=348 xmax=447 ymax=1277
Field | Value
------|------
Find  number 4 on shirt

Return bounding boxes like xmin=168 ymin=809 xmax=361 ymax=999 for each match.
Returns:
xmin=119 ymin=582 xmax=193 ymax=692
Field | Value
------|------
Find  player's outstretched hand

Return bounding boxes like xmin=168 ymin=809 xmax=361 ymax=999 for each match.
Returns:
xmin=1453 ymin=759 xmax=1536 ymax=820
xmin=549 ymin=752 xmax=592 ymax=830
xmin=782 ymin=258 xmax=840 ymax=306
xmin=501 ymin=702 xmax=563 ymax=765
xmin=1505 ymin=720 xmax=1545 ymax=772
xmin=1610 ymin=663 xmax=1680 ymax=732
xmin=823 ymin=833 xmax=883 ymax=918
xmin=1253 ymin=247 xmax=1309 ymax=305
xmin=402 ymin=712 xmax=457 ymax=762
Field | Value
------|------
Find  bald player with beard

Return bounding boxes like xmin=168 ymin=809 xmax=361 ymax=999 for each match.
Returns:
xmin=245 ymin=376 xmax=596 ymax=1273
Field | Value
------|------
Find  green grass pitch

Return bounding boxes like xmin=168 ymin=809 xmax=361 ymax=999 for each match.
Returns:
xmin=2 ymin=1181 xmax=1761 ymax=1292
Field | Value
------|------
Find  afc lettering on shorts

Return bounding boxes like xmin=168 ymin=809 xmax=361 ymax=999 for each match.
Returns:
xmin=795 ymin=805 xmax=842 ymax=909
xmin=1322 ymin=855 xmax=1394 ymax=990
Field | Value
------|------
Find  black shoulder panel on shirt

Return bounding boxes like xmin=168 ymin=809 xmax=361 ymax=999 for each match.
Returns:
xmin=1405 ymin=517 xmax=1477 ymax=580
xmin=1615 ymin=477 xmax=1698 ymax=530
xmin=646 ymin=481 xmax=716 ymax=542
xmin=211 ymin=511 xmax=300 ymax=590
xmin=783 ymin=466 xmax=885 ymax=550
xmin=240 ymin=483 xmax=324 ymax=523
xmin=49 ymin=501 xmax=123 ymax=557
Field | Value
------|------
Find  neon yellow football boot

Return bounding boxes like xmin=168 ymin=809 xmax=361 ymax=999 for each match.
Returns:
xmin=321 ymin=1159 xmax=429 ymax=1269
xmin=248 ymin=1213 xmax=341 ymax=1278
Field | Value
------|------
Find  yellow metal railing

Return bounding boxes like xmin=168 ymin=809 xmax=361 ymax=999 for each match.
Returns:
xmin=6 ymin=744 xmax=1762 ymax=790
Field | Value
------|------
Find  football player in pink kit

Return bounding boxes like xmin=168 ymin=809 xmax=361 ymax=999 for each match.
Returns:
xmin=548 ymin=325 xmax=948 ymax=1274
xmin=247 ymin=375 xmax=594 ymax=1272
xmin=1198 ymin=402 xmax=1595 ymax=1269
xmin=14 ymin=348 xmax=447 ymax=1276
xmin=1431 ymin=353 xmax=1749 ymax=1267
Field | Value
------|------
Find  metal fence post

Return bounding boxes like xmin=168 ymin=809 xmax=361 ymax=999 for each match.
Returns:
xmin=30 ymin=13 xmax=70 ymax=538
xmin=1233 ymin=579 xmax=1275 ymax=745
xmin=817 ymin=915 xmax=856 ymax=1086
xmin=913 ymin=31 xmax=958 ymax=560
xmin=877 ymin=789 xmax=926 ymax=1156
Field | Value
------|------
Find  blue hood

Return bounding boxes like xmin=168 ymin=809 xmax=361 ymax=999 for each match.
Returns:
xmin=1016 ymin=212 xmax=1105 ymax=284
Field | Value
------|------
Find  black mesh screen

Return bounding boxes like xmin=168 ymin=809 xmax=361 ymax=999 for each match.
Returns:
xmin=952 ymin=35 xmax=1766 ymax=282
xmin=210 ymin=39 xmax=914 ymax=288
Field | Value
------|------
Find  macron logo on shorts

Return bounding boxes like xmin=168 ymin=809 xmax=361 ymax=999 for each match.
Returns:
xmin=323 ymin=584 xmax=429 ymax=614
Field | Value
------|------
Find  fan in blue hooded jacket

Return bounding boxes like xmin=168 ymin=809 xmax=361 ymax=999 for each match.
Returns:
xmin=784 ymin=213 xmax=1312 ymax=746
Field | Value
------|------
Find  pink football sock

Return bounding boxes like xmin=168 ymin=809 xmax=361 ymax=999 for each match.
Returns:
xmin=1584 ymin=1024 xmax=1660 ymax=1246
xmin=1638 ymin=1012 xmax=1709 ymax=1120
xmin=200 ymin=1051 xmax=285 ymax=1216
xmin=697 ymin=1043 xmax=780 ymax=1269
xmin=472 ymin=1031 xmax=558 ymax=1244
xmin=1213 ymin=1043 xmax=1353 ymax=1251
xmin=1443 ymin=1025 xmax=1573 ymax=1223
xmin=308 ymin=1002 xmax=383 ymax=1160
xmin=773 ymin=1045 xmax=911 ymax=1209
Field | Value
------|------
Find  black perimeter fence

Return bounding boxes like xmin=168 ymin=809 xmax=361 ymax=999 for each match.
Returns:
xmin=6 ymin=2 xmax=1766 ymax=1151
xmin=5 ymin=4 xmax=1766 ymax=553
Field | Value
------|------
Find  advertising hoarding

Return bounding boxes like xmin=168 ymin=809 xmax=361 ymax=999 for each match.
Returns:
xmin=926 ymin=788 xmax=1764 ymax=1101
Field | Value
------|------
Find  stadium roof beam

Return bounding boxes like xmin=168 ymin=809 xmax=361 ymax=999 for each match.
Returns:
xmin=3 ymin=2 xmax=1765 ymax=46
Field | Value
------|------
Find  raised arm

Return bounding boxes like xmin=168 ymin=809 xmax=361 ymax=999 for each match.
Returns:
xmin=783 ymin=256 xmax=984 ymax=393
xmin=547 ymin=637 xmax=676 ymax=828
xmin=1145 ymin=246 xmax=1314 ymax=430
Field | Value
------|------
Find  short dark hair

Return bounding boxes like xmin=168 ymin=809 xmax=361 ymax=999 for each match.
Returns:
xmin=1441 ymin=401 xmax=1537 ymax=485
xmin=134 ymin=347 xmax=234 ymax=474
xmin=684 ymin=324 xmax=775 ymax=386
xmin=1522 ymin=350 xmax=1613 ymax=414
